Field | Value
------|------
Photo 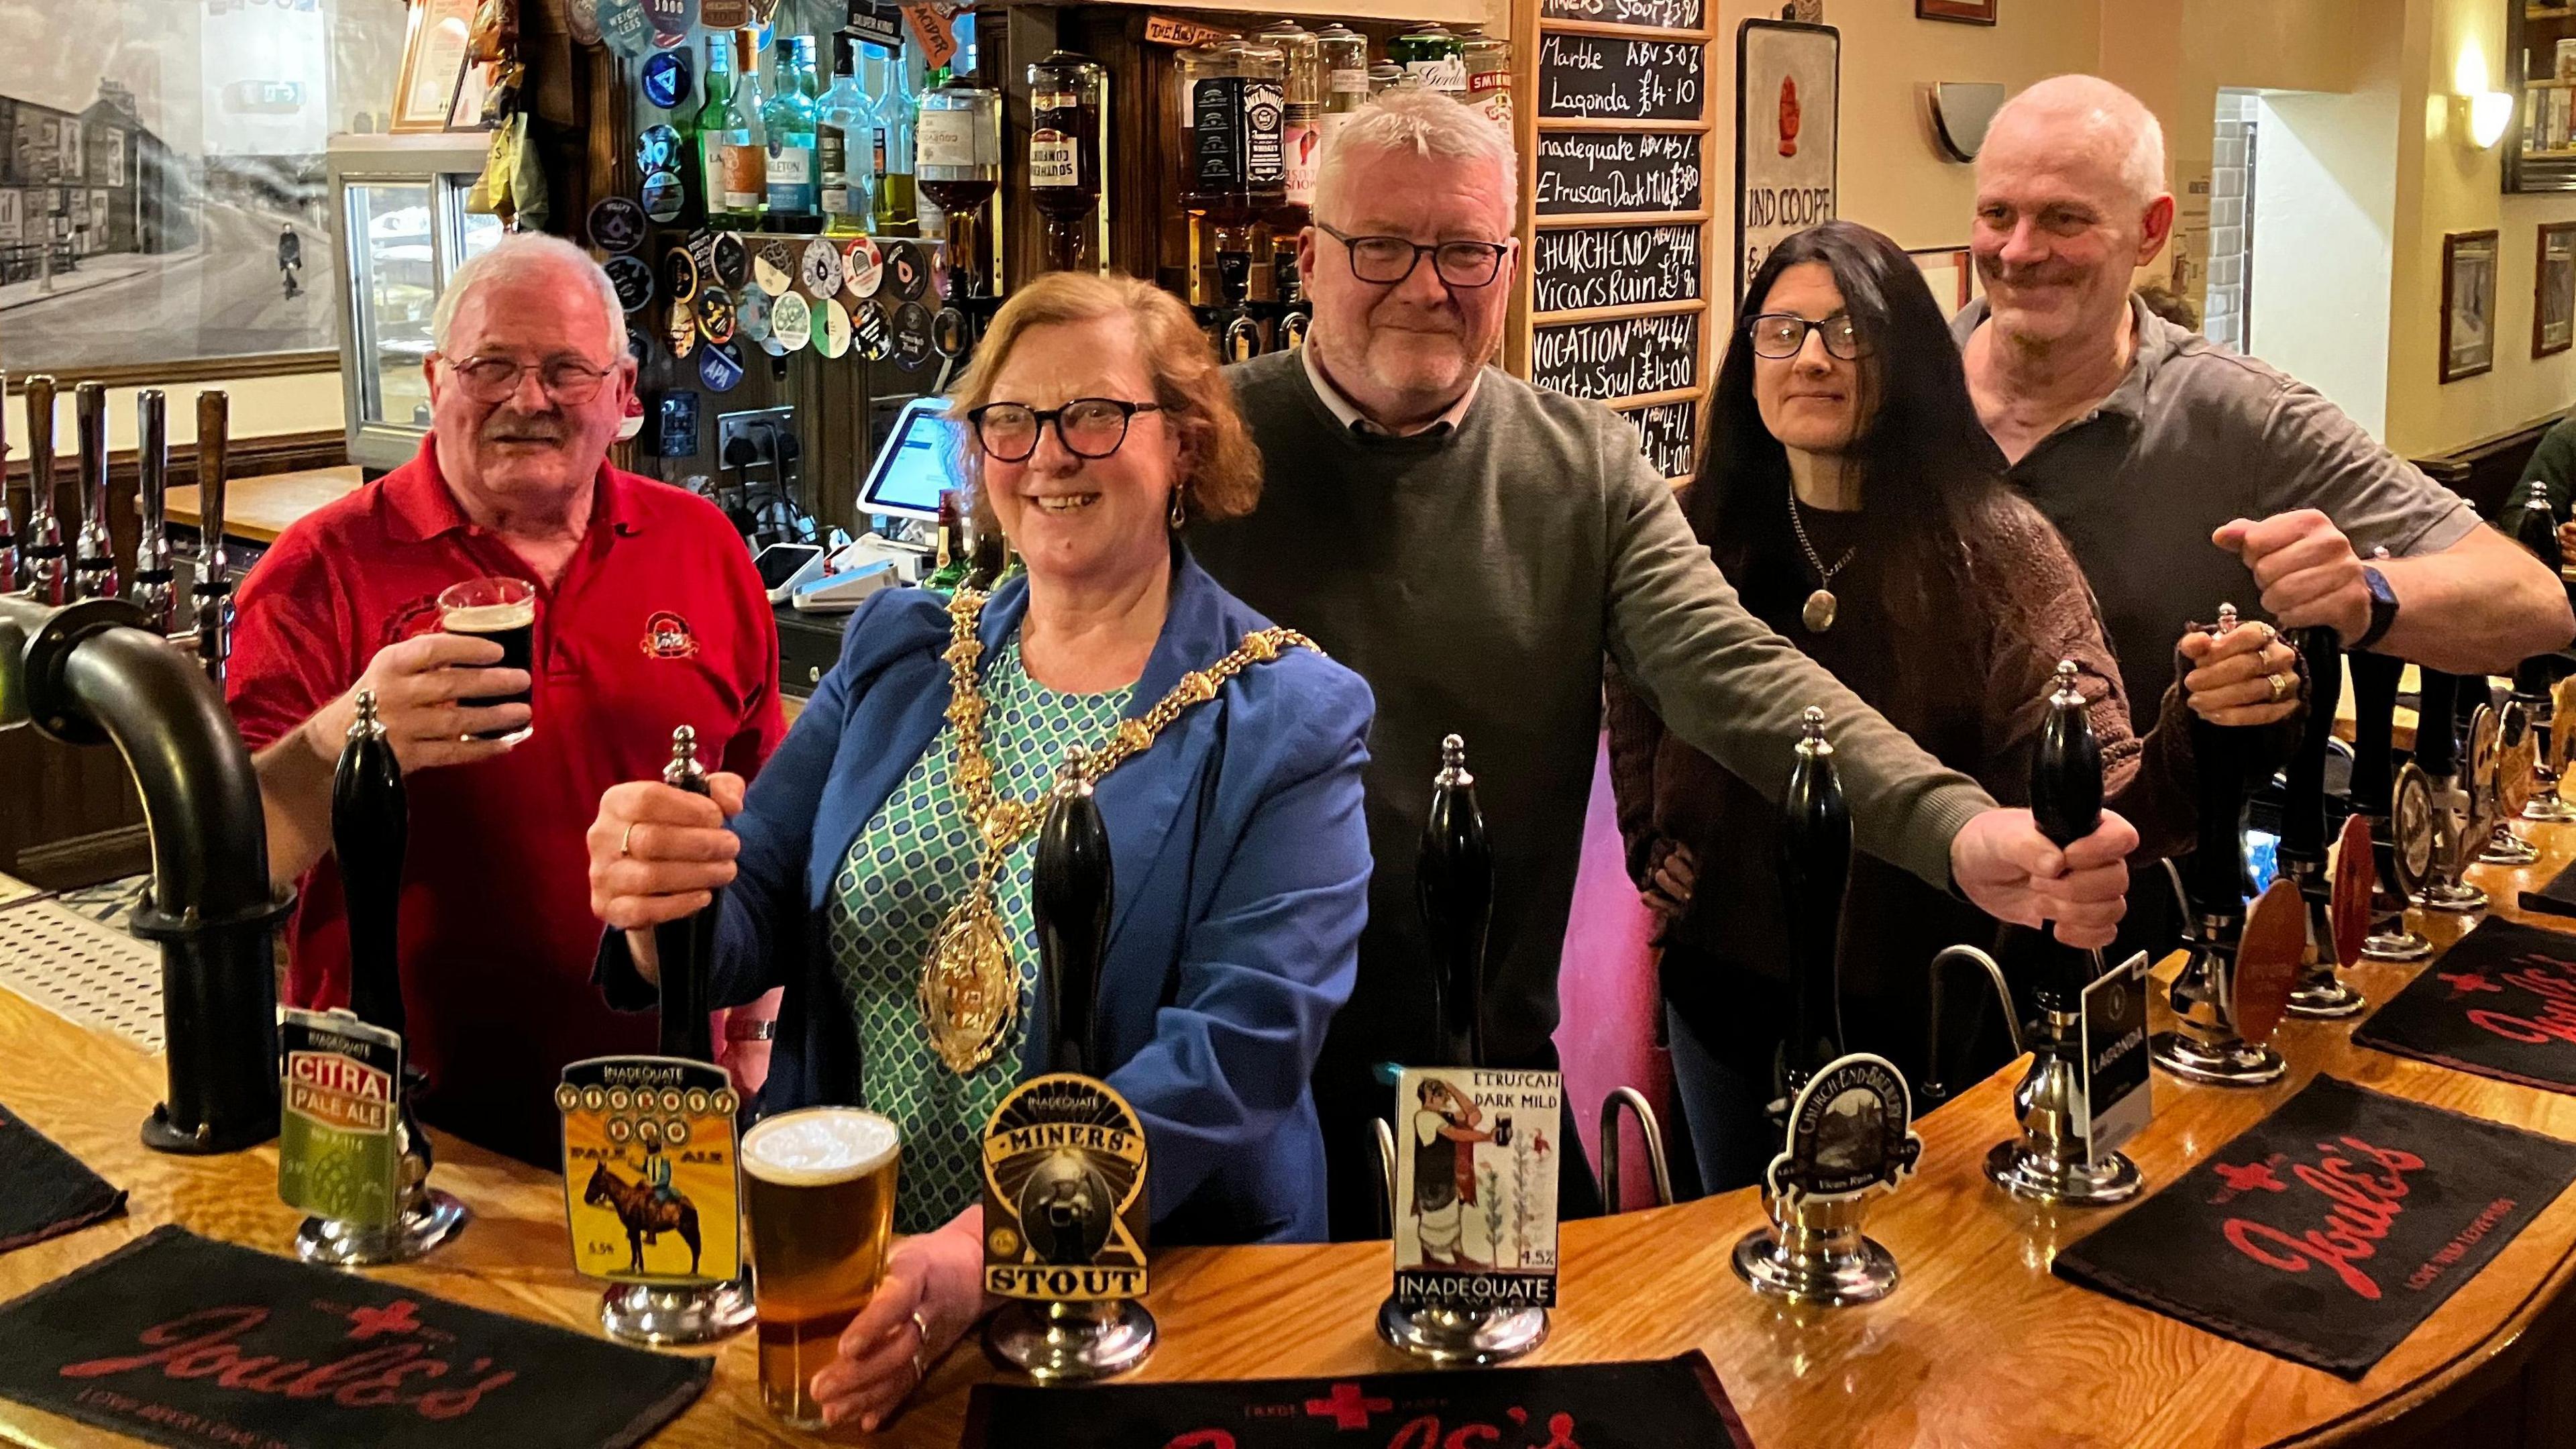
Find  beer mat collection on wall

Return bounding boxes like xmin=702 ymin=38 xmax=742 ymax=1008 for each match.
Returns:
xmin=2351 ymin=918 xmax=2576 ymax=1091
xmin=2516 ymin=857 xmax=2576 ymax=921
xmin=0 ymin=1226 xmax=710 ymax=1448
xmin=2051 ymin=1076 xmax=2576 ymax=1379
xmin=0 ymin=1097 xmax=125 ymax=1254
xmin=959 ymin=1353 xmax=1755 ymax=1448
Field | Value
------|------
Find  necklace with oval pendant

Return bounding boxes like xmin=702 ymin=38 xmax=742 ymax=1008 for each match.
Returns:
xmin=1803 ymin=588 xmax=1838 ymax=633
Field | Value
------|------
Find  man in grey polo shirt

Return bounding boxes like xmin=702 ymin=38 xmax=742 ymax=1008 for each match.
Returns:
xmin=1957 ymin=75 xmax=2569 ymax=708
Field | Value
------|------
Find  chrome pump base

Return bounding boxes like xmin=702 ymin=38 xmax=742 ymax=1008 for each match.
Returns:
xmin=294 ymin=1189 xmax=468 ymax=1268
xmin=2413 ymin=879 xmax=2488 ymax=914
xmin=1731 ymin=1218 xmax=1900 ymax=1308
xmin=1984 ymin=1138 xmax=2143 ymax=1207
xmin=2149 ymin=1029 xmax=2286 ymax=1087
xmin=1375 ymin=1298 xmax=1549 ymax=1366
xmin=2361 ymin=926 xmax=2433 ymax=961
xmin=988 ymin=1298 xmax=1157 ymax=1383
xmin=2481 ymin=825 xmax=2541 ymax=866
xmin=598 ymin=1277 xmax=756 ymax=1346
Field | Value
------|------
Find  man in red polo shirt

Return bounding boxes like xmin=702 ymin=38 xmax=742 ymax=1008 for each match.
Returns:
xmin=228 ymin=233 xmax=785 ymax=1165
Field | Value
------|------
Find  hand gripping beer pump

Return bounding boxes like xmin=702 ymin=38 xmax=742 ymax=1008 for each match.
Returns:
xmin=1733 ymin=709 xmax=1924 ymax=1307
xmin=280 ymin=690 xmax=470 ymax=1265
xmin=1377 ymin=735 xmax=1558 ymax=1366
xmin=983 ymin=749 xmax=1158 ymax=1382
xmin=562 ymin=727 xmax=754 ymax=1347
xmin=1978 ymin=661 xmax=2153 ymax=1205
xmin=2148 ymin=606 xmax=2304 ymax=1086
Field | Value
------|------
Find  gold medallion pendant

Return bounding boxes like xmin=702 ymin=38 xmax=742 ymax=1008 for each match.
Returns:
xmin=1802 ymin=588 xmax=1838 ymax=633
xmin=923 ymin=891 xmax=1020 ymax=1073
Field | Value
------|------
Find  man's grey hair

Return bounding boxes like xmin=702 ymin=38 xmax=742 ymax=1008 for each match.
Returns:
xmin=1986 ymin=74 xmax=2168 ymax=209
xmin=1316 ymin=86 xmax=1519 ymax=229
xmin=429 ymin=232 xmax=629 ymax=359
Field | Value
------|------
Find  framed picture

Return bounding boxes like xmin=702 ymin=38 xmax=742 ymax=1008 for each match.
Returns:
xmin=393 ymin=0 xmax=478 ymax=134
xmin=1907 ymin=246 xmax=1982 ymax=319
xmin=2442 ymin=229 xmax=2500 ymax=382
xmin=2537 ymin=222 xmax=2576 ymax=358
xmin=1735 ymin=19 xmax=1840 ymax=305
xmin=1917 ymin=0 xmax=1999 ymax=23
xmin=0 ymin=0 xmax=408 ymax=384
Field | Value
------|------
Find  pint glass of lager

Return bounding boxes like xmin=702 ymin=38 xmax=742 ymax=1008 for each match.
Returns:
xmin=435 ymin=576 xmax=536 ymax=742
xmin=742 ymin=1106 xmax=902 ymax=1430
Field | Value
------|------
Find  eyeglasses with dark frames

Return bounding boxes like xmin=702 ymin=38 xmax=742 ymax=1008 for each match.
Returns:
xmin=967 ymin=398 xmax=1166 ymax=463
xmin=441 ymin=353 xmax=619 ymax=405
xmin=1317 ymin=222 xmax=1512 ymax=288
xmin=1743 ymin=313 xmax=1868 ymax=361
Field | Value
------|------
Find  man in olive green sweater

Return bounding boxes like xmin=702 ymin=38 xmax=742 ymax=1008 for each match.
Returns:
xmin=1192 ymin=89 xmax=2139 ymax=1237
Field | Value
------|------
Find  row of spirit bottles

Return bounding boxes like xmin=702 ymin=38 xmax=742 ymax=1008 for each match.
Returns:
xmin=692 ymin=29 xmax=927 ymax=237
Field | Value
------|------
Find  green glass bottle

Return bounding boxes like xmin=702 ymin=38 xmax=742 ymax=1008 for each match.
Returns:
xmin=817 ymin=35 xmax=871 ymax=237
xmin=763 ymin=34 xmax=820 ymax=233
xmin=694 ymin=34 xmax=741 ymax=228
xmin=926 ymin=488 xmax=970 ymax=593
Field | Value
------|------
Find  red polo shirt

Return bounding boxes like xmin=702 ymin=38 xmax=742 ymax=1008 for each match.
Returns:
xmin=227 ymin=439 xmax=784 ymax=1165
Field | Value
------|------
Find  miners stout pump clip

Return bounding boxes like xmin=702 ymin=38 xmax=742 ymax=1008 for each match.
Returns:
xmin=1379 ymin=735 xmax=1560 ymax=1366
xmin=279 ymin=689 xmax=468 ymax=1265
xmin=559 ymin=727 xmax=754 ymax=1346
xmin=1733 ymin=709 xmax=1922 ymax=1305
xmin=983 ymin=750 xmax=1157 ymax=1383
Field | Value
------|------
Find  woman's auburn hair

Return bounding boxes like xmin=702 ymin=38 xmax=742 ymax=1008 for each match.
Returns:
xmin=945 ymin=270 xmax=1263 ymax=525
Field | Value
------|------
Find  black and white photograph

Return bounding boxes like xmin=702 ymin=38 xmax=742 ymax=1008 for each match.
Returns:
xmin=2537 ymin=221 xmax=2575 ymax=359
xmin=2440 ymin=227 xmax=2498 ymax=382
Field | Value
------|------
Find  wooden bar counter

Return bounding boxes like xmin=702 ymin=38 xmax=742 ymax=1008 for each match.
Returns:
xmin=7 ymin=829 xmax=2576 ymax=1447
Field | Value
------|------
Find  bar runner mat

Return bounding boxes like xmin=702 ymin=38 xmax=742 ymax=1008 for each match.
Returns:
xmin=961 ymin=1352 xmax=1754 ymax=1448
xmin=2053 ymin=1076 xmax=2576 ymax=1378
xmin=2518 ymin=859 xmax=2576 ymax=922
xmin=0 ymin=1225 xmax=708 ymax=1448
xmin=0 ymin=1097 xmax=125 ymax=1254
xmin=2352 ymin=918 xmax=2576 ymax=1092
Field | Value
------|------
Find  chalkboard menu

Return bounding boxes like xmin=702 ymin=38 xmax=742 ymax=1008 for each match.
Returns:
xmin=1619 ymin=400 xmax=1698 ymax=479
xmin=1525 ymin=2 xmax=1715 ymax=478
xmin=1538 ymin=36 xmax=1703 ymax=123
xmin=1539 ymin=0 xmax=1705 ymax=31
xmin=1532 ymin=224 xmax=1701 ymax=313
xmin=1536 ymin=131 xmax=1704 ymax=216
xmin=1532 ymin=311 xmax=1699 ymax=401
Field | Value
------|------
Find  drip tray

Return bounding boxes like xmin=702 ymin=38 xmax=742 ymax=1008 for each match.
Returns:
xmin=0 ymin=894 xmax=166 ymax=1053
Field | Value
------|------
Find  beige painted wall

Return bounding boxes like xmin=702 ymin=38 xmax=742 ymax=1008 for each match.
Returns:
xmin=21 ymin=373 xmax=348 ymax=453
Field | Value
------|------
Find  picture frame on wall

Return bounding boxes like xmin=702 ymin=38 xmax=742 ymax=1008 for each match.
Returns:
xmin=2442 ymin=229 xmax=2500 ymax=383
xmin=393 ymin=0 xmax=478 ymax=134
xmin=1917 ymin=0 xmax=1999 ymax=24
xmin=1735 ymin=19 xmax=1841 ymax=305
xmin=1906 ymin=246 xmax=1982 ymax=320
xmin=2536 ymin=222 xmax=2576 ymax=358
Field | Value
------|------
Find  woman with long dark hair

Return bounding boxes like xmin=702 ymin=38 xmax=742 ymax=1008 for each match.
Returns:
xmin=1605 ymin=220 xmax=2299 ymax=1193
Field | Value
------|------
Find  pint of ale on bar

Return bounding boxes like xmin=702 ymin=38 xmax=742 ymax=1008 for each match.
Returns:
xmin=436 ymin=576 xmax=537 ymax=742
xmin=741 ymin=1106 xmax=902 ymax=1430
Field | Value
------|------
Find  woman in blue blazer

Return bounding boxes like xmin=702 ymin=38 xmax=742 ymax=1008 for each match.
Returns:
xmin=586 ymin=272 xmax=1372 ymax=1432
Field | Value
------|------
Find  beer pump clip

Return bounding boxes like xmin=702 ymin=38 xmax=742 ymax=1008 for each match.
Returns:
xmin=280 ymin=690 xmax=470 ymax=1265
xmin=1963 ymin=662 xmax=2154 ymax=1207
xmin=2467 ymin=688 xmax=2528 ymax=867
xmin=1377 ymin=735 xmax=1559 ymax=1366
xmin=983 ymin=749 xmax=1158 ymax=1383
xmin=1733 ymin=709 xmax=1924 ymax=1307
xmin=2282 ymin=629 xmax=2368 ymax=1019
xmin=2400 ymin=667 xmax=2487 ymax=914
xmin=2148 ymin=606 xmax=2305 ymax=1087
xmin=15 ymin=375 xmax=68 ymax=605
xmin=559 ymin=727 xmax=752 ymax=1346
xmin=2349 ymin=649 xmax=2434 ymax=961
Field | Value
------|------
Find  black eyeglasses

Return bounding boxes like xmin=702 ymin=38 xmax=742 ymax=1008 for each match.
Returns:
xmin=1318 ymin=222 xmax=1511 ymax=288
xmin=967 ymin=398 xmax=1165 ymax=462
xmin=441 ymin=353 xmax=618 ymax=405
xmin=1743 ymin=313 xmax=1867 ymax=361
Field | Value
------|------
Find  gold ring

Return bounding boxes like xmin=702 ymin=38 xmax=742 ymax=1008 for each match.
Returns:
xmin=620 ymin=823 xmax=636 ymax=856
xmin=910 ymin=1310 xmax=930 ymax=1382
xmin=2268 ymin=672 xmax=2292 ymax=703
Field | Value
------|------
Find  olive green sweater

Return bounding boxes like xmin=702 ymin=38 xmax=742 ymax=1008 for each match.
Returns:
xmin=1190 ymin=351 xmax=1996 ymax=1091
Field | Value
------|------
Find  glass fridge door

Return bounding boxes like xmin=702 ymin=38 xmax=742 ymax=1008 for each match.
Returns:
xmin=345 ymin=180 xmax=436 ymax=431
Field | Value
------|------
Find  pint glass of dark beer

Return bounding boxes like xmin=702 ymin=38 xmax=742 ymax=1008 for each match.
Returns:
xmin=742 ymin=1106 xmax=902 ymax=1430
xmin=435 ymin=576 xmax=536 ymax=743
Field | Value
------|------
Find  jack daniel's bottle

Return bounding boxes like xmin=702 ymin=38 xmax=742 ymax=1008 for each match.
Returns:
xmin=1180 ymin=36 xmax=1285 ymax=356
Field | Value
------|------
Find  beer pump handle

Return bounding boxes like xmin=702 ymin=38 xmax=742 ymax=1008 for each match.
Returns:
xmin=2414 ymin=668 xmax=2462 ymax=780
xmin=2029 ymin=661 xmax=2105 ymax=1004
xmin=1033 ymin=749 xmax=1116 ymax=1078
xmin=1417 ymin=734 xmax=1495 ymax=1069
xmin=136 ymin=390 xmax=168 ymax=544
xmin=21 ymin=376 xmax=52 ymax=531
xmin=2279 ymin=627 xmax=2338 ymax=865
xmin=0 ymin=369 xmax=15 ymax=587
xmin=331 ymin=690 xmax=409 ymax=1036
xmin=2184 ymin=606 xmax=2252 ymax=918
xmin=73 ymin=382 xmax=112 ymax=595
xmin=1781 ymin=707 xmax=1851 ymax=1081
xmin=2512 ymin=496 xmax=2562 ymax=698
xmin=2349 ymin=649 xmax=2401 ymax=814
xmin=192 ymin=391 xmax=232 ymax=684
xmin=653 ymin=727 xmax=718 ymax=1063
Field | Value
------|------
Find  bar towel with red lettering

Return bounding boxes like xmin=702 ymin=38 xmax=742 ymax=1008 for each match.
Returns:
xmin=2053 ymin=1075 xmax=2576 ymax=1377
xmin=2517 ymin=859 xmax=2576 ymax=923
xmin=0 ymin=1226 xmax=709 ymax=1448
xmin=2353 ymin=918 xmax=2576 ymax=1093
xmin=0 ymin=1097 xmax=125 ymax=1254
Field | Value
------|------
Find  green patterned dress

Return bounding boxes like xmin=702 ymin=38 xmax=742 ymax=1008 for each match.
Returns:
xmin=825 ymin=637 xmax=1136 ymax=1234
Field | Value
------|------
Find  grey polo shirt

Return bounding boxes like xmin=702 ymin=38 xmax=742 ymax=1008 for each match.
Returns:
xmin=1951 ymin=297 xmax=2479 ymax=703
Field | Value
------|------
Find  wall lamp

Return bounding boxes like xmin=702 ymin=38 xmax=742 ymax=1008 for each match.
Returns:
xmin=2458 ymin=91 xmax=2515 ymax=150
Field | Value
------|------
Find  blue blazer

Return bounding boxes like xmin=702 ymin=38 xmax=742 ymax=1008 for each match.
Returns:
xmin=600 ymin=552 xmax=1374 ymax=1244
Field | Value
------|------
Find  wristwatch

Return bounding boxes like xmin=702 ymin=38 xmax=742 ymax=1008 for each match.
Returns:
xmin=2351 ymin=564 xmax=2400 ymax=651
